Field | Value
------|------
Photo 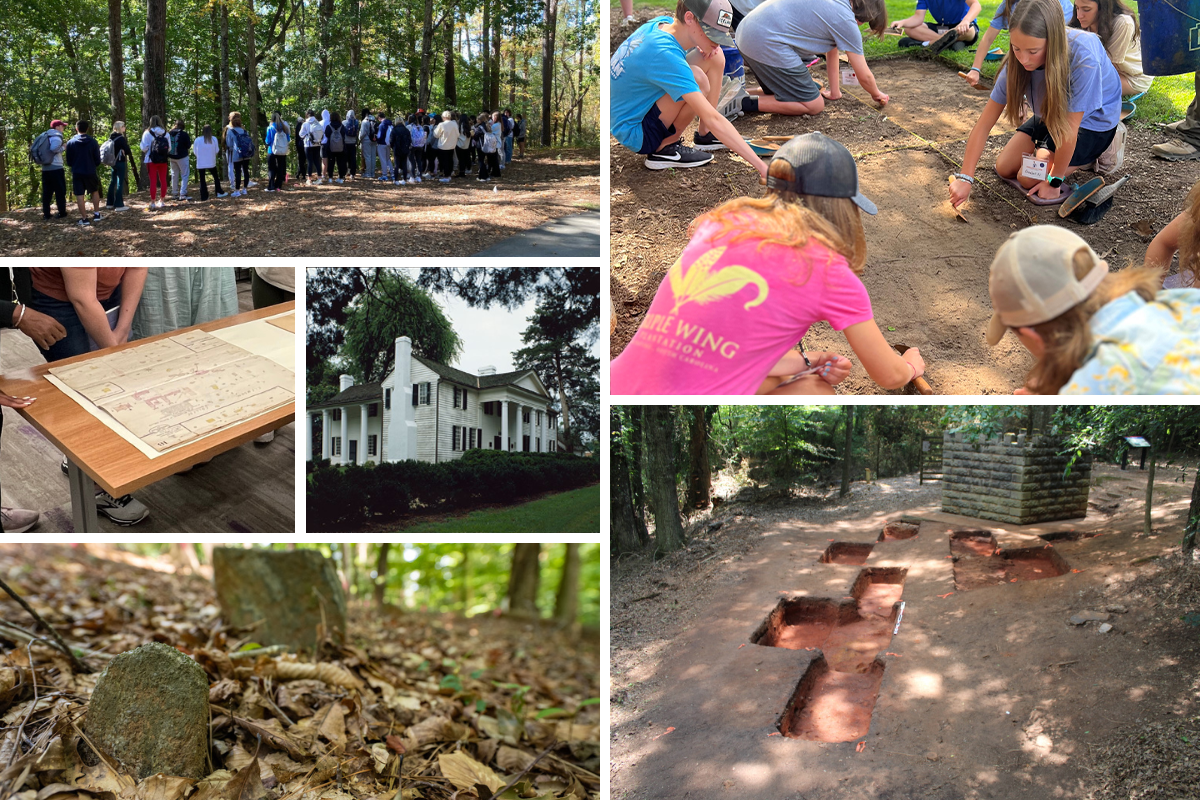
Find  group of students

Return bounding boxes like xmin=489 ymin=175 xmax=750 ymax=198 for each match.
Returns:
xmin=609 ymin=0 xmax=1200 ymax=395
xmin=30 ymin=105 xmax=527 ymax=222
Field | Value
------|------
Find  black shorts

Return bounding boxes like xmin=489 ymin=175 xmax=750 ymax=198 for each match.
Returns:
xmin=1017 ymin=115 xmax=1117 ymax=167
xmin=638 ymin=104 xmax=678 ymax=155
xmin=931 ymin=20 xmax=980 ymax=44
xmin=72 ymin=173 xmax=101 ymax=196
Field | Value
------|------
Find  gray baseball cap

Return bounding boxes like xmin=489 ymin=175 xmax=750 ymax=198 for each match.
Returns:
xmin=682 ymin=0 xmax=735 ymax=47
xmin=765 ymin=132 xmax=877 ymax=215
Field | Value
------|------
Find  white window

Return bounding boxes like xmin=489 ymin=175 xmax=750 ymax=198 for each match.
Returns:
xmin=333 ymin=437 xmax=342 ymax=456
xmin=453 ymin=387 xmax=461 ymax=408
xmin=453 ymin=425 xmax=461 ymax=451
xmin=368 ymin=435 xmax=378 ymax=456
xmin=523 ymin=409 xmax=530 ymax=423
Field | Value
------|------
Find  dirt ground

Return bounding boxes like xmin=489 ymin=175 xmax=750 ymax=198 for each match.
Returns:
xmin=609 ymin=11 xmax=1200 ymax=394
xmin=0 ymin=148 xmax=599 ymax=257
xmin=610 ymin=463 xmax=1200 ymax=799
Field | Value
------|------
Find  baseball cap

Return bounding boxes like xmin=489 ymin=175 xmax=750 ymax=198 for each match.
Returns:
xmin=765 ymin=132 xmax=877 ymax=215
xmin=985 ymin=225 xmax=1109 ymax=346
xmin=682 ymin=0 xmax=735 ymax=47
xmin=50 ymin=120 xmax=66 ymax=129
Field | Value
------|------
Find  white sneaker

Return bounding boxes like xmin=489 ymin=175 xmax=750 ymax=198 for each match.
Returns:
xmin=255 ymin=431 xmax=275 ymax=444
xmin=440 ymin=177 xmax=450 ymax=183
xmin=217 ymin=192 xmax=229 ymax=198
xmin=415 ymin=176 xmax=422 ymax=183
xmin=622 ymin=14 xmax=635 ymax=26
xmin=247 ymin=181 xmax=258 ymax=187
xmin=1 ymin=507 xmax=39 ymax=533
xmin=113 ymin=205 xmax=131 ymax=212
xmin=178 ymin=195 xmax=189 ymax=202
xmin=337 ymin=179 xmax=344 ymax=184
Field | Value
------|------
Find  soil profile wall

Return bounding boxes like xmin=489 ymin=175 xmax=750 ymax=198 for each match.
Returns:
xmin=941 ymin=432 xmax=1091 ymax=524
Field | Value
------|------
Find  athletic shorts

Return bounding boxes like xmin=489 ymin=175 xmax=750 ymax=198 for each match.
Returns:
xmin=740 ymin=53 xmax=821 ymax=104
xmin=1017 ymin=115 xmax=1117 ymax=167
xmin=931 ymin=21 xmax=980 ymax=44
xmin=638 ymin=104 xmax=678 ymax=155
xmin=72 ymin=173 xmax=101 ymax=196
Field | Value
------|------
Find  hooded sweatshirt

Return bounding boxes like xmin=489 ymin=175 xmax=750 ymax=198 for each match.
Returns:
xmin=41 ymin=128 xmax=66 ymax=171
xmin=320 ymin=110 xmax=332 ymax=145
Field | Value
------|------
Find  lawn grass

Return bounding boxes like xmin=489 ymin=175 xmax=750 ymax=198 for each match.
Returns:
xmin=609 ymin=0 xmax=1195 ymax=126
xmin=397 ymin=484 xmax=601 ymax=533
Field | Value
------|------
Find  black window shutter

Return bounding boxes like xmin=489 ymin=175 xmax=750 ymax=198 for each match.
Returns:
xmin=412 ymin=384 xmax=418 ymax=406
xmin=464 ymin=392 xmax=468 ymax=412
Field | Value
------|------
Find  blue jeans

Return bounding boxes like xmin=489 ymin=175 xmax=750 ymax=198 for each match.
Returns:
xmin=504 ymin=134 xmax=514 ymax=166
xmin=30 ymin=285 xmax=123 ymax=362
xmin=106 ymin=160 xmax=127 ymax=208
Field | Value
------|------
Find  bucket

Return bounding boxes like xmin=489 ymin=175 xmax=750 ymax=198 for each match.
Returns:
xmin=1140 ymin=0 xmax=1200 ymax=76
xmin=722 ymin=45 xmax=744 ymax=80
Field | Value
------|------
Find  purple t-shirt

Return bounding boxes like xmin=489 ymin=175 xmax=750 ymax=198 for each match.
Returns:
xmin=990 ymin=28 xmax=1121 ymax=132
xmin=610 ymin=220 xmax=874 ymax=394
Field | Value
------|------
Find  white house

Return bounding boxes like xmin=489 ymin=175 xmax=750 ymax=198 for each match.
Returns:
xmin=307 ymin=336 xmax=558 ymax=465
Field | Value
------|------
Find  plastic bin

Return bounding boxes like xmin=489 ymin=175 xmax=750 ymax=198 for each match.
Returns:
xmin=1140 ymin=0 xmax=1200 ymax=76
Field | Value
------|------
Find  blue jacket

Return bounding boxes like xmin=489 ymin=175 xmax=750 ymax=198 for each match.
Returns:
xmin=65 ymin=133 xmax=101 ymax=176
xmin=391 ymin=122 xmax=411 ymax=152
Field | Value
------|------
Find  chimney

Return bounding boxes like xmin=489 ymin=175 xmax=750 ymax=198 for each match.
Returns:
xmin=390 ymin=337 xmax=417 ymax=461
xmin=478 ymin=365 xmax=497 ymax=376
xmin=339 ymin=374 xmax=354 ymax=391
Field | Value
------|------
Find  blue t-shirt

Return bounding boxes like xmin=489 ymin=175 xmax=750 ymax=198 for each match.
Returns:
xmin=990 ymin=28 xmax=1121 ymax=133
xmin=916 ymin=0 xmax=973 ymax=27
xmin=990 ymin=0 xmax=1075 ymax=29
xmin=610 ymin=17 xmax=701 ymax=153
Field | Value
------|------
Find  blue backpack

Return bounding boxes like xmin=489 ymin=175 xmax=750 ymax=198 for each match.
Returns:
xmin=234 ymin=128 xmax=255 ymax=160
xmin=344 ymin=119 xmax=359 ymax=144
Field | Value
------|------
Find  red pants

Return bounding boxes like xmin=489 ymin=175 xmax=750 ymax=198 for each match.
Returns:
xmin=147 ymin=162 xmax=169 ymax=201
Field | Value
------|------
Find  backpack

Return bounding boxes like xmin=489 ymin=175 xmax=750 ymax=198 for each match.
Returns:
xmin=329 ymin=125 xmax=344 ymax=153
xmin=99 ymin=138 xmax=117 ymax=167
xmin=482 ymin=129 xmax=499 ymax=154
xmin=305 ymin=120 xmax=321 ymax=147
xmin=411 ymin=125 xmax=426 ymax=149
xmin=234 ymin=128 xmax=255 ymax=160
xmin=149 ymin=130 xmax=171 ymax=163
xmin=344 ymin=119 xmax=359 ymax=145
xmin=362 ymin=118 xmax=374 ymax=143
xmin=272 ymin=127 xmax=289 ymax=156
xmin=29 ymin=130 xmax=58 ymax=167
xmin=169 ymin=130 xmax=183 ymax=158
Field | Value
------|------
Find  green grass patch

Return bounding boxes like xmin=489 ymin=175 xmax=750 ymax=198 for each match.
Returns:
xmin=398 ymin=484 xmax=600 ymax=533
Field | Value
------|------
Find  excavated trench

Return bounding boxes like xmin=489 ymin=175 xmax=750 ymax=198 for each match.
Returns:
xmin=778 ymin=656 xmax=886 ymax=742
xmin=879 ymin=520 xmax=920 ymax=541
xmin=950 ymin=530 xmax=1069 ymax=591
xmin=820 ymin=542 xmax=875 ymax=565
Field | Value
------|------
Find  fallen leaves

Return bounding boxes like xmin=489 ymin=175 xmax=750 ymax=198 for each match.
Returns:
xmin=221 ymin=756 xmax=266 ymax=800
xmin=439 ymin=752 xmax=504 ymax=794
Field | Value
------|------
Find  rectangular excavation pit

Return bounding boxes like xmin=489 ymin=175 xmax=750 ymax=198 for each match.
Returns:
xmin=778 ymin=656 xmax=885 ymax=742
xmin=879 ymin=520 xmax=919 ymax=541
xmin=950 ymin=529 xmax=999 ymax=557
xmin=951 ymin=531 xmax=1070 ymax=591
xmin=820 ymin=542 xmax=875 ymax=565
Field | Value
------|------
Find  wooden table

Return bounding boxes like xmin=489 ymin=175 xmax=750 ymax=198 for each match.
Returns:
xmin=0 ymin=302 xmax=295 ymax=532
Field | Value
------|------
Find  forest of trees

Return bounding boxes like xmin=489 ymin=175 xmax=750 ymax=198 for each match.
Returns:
xmin=611 ymin=405 xmax=1200 ymax=562
xmin=0 ymin=0 xmax=599 ymax=210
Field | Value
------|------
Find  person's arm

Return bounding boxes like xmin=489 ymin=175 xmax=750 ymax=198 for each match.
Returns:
xmin=682 ymin=89 xmax=769 ymax=179
xmin=965 ymin=25 xmax=1001 ymax=86
xmin=893 ymin=10 xmax=926 ymax=30
xmin=112 ymin=268 xmax=147 ymax=344
xmin=1145 ymin=212 xmax=1183 ymax=273
xmin=950 ymin=98 xmax=1005 ymax=207
xmin=959 ymin=0 xmax=982 ymax=32
xmin=843 ymin=320 xmax=925 ymax=389
xmin=825 ymin=48 xmax=841 ymax=99
xmin=59 ymin=269 xmax=122 ymax=349
xmin=846 ymin=52 xmax=887 ymax=105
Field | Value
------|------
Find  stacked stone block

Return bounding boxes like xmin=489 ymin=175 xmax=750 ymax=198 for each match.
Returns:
xmin=941 ymin=432 xmax=1091 ymax=524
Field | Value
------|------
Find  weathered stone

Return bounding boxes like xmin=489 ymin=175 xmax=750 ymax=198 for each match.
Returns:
xmin=84 ymin=642 xmax=208 ymax=780
xmin=1105 ymin=604 xmax=1128 ymax=614
xmin=1069 ymin=611 xmax=1111 ymax=625
xmin=213 ymin=547 xmax=347 ymax=653
xmin=1098 ymin=623 xmax=1114 ymax=634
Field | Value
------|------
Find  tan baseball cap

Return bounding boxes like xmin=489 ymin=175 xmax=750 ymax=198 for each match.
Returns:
xmin=985 ymin=225 xmax=1109 ymax=346
xmin=682 ymin=0 xmax=735 ymax=46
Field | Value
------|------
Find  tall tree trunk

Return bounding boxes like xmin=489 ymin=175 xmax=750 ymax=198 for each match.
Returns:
xmin=443 ymin=9 xmax=457 ymax=106
xmin=541 ymin=0 xmax=557 ymax=146
xmin=552 ymin=350 xmax=571 ymax=452
xmin=1145 ymin=449 xmax=1158 ymax=536
xmin=629 ymin=406 xmax=650 ymax=546
xmin=686 ymin=406 xmax=710 ymax=509
xmin=142 ymin=0 xmax=166 ymax=187
xmin=460 ymin=544 xmax=473 ymax=610
xmin=507 ymin=544 xmax=541 ymax=618
xmin=645 ymin=406 xmax=685 ymax=556
xmin=373 ymin=543 xmax=391 ymax=609
xmin=554 ymin=544 xmax=580 ymax=627
xmin=351 ymin=0 xmax=362 ymax=108
xmin=509 ymin=44 xmax=517 ymax=105
xmin=1184 ymin=468 xmax=1199 ymax=560
xmin=482 ymin=0 xmax=491 ymax=107
xmin=0 ymin=126 xmax=8 ymax=214
xmin=612 ymin=408 xmax=644 ymax=556
xmin=319 ymin=0 xmax=334 ymax=98
xmin=490 ymin=10 xmax=502 ymax=110
xmin=417 ymin=0 xmax=436 ymax=108
xmin=220 ymin=2 xmax=231 ymax=125
xmin=108 ymin=0 xmax=126 ymax=125
xmin=841 ymin=406 xmax=854 ymax=497
xmin=575 ymin=0 xmax=584 ymax=142
xmin=246 ymin=9 xmax=260 ymax=178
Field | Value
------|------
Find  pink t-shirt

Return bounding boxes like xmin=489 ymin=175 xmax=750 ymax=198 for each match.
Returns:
xmin=611 ymin=221 xmax=874 ymax=394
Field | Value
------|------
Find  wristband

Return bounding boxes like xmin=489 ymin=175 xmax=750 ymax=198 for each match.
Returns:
xmin=968 ymin=67 xmax=981 ymax=74
xmin=953 ymin=173 xmax=974 ymax=184
xmin=15 ymin=304 xmax=26 ymax=327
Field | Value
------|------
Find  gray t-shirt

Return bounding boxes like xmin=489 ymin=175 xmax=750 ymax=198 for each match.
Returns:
xmin=736 ymin=0 xmax=864 ymax=70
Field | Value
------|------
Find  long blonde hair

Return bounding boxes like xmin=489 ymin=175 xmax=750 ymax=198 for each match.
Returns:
xmin=1175 ymin=179 xmax=1200 ymax=287
xmin=1025 ymin=265 xmax=1161 ymax=393
xmin=1004 ymin=0 xmax=1071 ymax=149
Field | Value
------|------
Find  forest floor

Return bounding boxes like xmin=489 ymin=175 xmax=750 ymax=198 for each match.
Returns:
xmin=611 ymin=463 xmax=1200 ymax=799
xmin=0 ymin=148 xmax=600 ymax=258
xmin=0 ymin=543 xmax=601 ymax=800
xmin=395 ymin=485 xmax=601 ymax=534
xmin=609 ymin=9 xmax=1200 ymax=394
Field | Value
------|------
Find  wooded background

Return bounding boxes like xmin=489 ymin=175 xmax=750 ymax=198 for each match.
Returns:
xmin=0 ymin=0 xmax=599 ymax=210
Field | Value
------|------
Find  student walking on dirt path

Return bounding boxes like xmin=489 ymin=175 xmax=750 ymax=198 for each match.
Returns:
xmin=986 ymin=226 xmax=1200 ymax=394
xmin=65 ymin=120 xmax=103 ymax=227
xmin=104 ymin=121 xmax=133 ymax=212
xmin=360 ymin=109 xmax=377 ymax=179
xmin=951 ymin=0 xmax=1121 ymax=208
xmin=225 ymin=112 xmax=254 ymax=197
xmin=265 ymin=113 xmax=290 ymax=192
xmin=736 ymin=0 xmax=890 ymax=118
xmin=610 ymin=0 xmax=768 ymax=178
xmin=1069 ymin=0 xmax=1152 ymax=97
xmin=610 ymin=132 xmax=926 ymax=395
xmin=141 ymin=116 xmax=171 ymax=211
xmin=962 ymin=0 xmax=1077 ymax=88
xmin=34 ymin=120 xmax=68 ymax=221
xmin=167 ymin=120 xmax=193 ymax=203
xmin=891 ymin=0 xmax=981 ymax=51
xmin=193 ymin=125 xmax=225 ymax=201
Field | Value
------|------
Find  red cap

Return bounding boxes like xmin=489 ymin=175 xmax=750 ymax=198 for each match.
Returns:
xmin=50 ymin=120 xmax=66 ymax=129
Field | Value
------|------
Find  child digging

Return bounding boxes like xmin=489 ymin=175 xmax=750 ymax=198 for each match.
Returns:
xmin=1144 ymin=179 xmax=1200 ymax=289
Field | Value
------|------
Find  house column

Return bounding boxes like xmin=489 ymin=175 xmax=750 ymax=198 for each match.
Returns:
xmin=360 ymin=403 xmax=369 ymax=465
xmin=321 ymin=409 xmax=331 ymax=460
xmin=305 ymin=413 xmax=313 ymax=461
xmin=515 ymin=403 xmax=523 ymax=451
xmin=539 ymin=409 xmax=545 ymax=452
xmin=501 ymin=400 xmax=509 ymax=452
xmin=340 ymin=407 xmax=349 ymax=465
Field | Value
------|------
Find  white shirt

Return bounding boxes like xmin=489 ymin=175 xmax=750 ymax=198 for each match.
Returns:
xmin=193 ymin=137 xmax=220 ymax=170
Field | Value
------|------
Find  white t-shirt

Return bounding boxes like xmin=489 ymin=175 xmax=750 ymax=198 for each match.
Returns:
xmin=140 ymin=127 xmax=166 ymax=164
xmin=193 ymin=137 xmax=220 ymax=170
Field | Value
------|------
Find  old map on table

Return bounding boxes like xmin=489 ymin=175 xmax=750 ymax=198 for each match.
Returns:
xmin=48 ymin=329 xmax=295 ymax=452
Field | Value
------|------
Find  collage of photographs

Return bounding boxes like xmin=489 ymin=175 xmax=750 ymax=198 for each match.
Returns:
xmin=0 ymin=0 xmax=1199 ymax=797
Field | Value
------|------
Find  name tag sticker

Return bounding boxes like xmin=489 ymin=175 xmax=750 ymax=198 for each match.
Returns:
xmin=1021 ymin=153 xmax=1049 ymax=181
xmin=840 ymin=68 xmax=860 ymax=86
xmin=717 ymin=9 xmax=733 ymax=27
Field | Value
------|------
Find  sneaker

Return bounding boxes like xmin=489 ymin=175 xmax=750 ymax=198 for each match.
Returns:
xmin=55 ymin=212 xmax=70 ymax=219
xmin=950 ymin=40 xmax=967 ymax=51
xmin=217 ymin=192 xmax=229 ymax=198
xmin=398 ymin=179 xmax=407 ymax=185
xmin=61 ymin=457 xmax=69 ymax=475
xmin=0 ymin=507 xmax=38 ymax=534
xmin=1164 ymin=119 xmax=1186 ymax=132
xmin=1151 ymin=139 xmax=1200 ymax=161
xmin=255 ymin=431 xmax=275 ymax=444
xmin=337 ymin=179 xmax=344 ymax=184
xmin=178 ymin=195 xmax=189 ymax=202
xmin=42 ymin=214 xmax=51 ymax=220
xmin=247 ymin=181 xmax=258 ymax=187
xmin=692 ymin=131 xmax=727 ymax=151
xmin=95 ymin=491 xmax=149 ymax=526
xmin=156 ymin=200 xmax=165 ymax=209
xmin=621 ymin=13 xmax=635 ymax=26
xmin=440 ymin=177 xmax=450 ymax=183
xmin=645 ymin=141 xmax=713 ymax=170
xmin=76 ymin=218 xmax=90 ymax=227
xmin=478 ymin=177 xmax=487 ymax=182
xmin=415 ymin=176 xmax=422 ymax=183
xmin=718 ymin=79 xmax=750 ymax=121
xmin=113 ymin=205 xmax=131 ymax=212
xmin=92 ymin=212 xmax=101 ymax=221
xmin=897 ymin=36 xmax=919 ymax=48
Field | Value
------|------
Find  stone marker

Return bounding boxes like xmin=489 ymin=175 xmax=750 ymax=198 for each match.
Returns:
xmin=84 ymin=642 xmax=209 ymax=780
xmin=213 ymin=547 xmax=347 ymax=653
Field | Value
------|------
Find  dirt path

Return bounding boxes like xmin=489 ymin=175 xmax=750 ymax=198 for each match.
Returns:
xmin=610 ymin=11 xmax=1200 ymax=394
xmin=611 ymin=465 xmax=1199 ymax=799
xmin=0 ymin=148 xmax=599 ymax=257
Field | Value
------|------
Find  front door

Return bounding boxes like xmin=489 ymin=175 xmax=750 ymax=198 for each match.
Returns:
xmin=349 ymin=440 xmax=357 ymax=464
xmin=522 ymin=435 xmax=530 ymax=452
xmin=494 ymin=435 xmax=502 ymax=450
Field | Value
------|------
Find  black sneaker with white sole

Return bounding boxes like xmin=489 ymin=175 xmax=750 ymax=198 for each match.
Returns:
xmin=692 ymin=131 xmax=727 ymax=151
xmin=95 ymin=490 xmax=150 ymax=526
xmin=644 ymin=142 xmax=713 ymax=170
